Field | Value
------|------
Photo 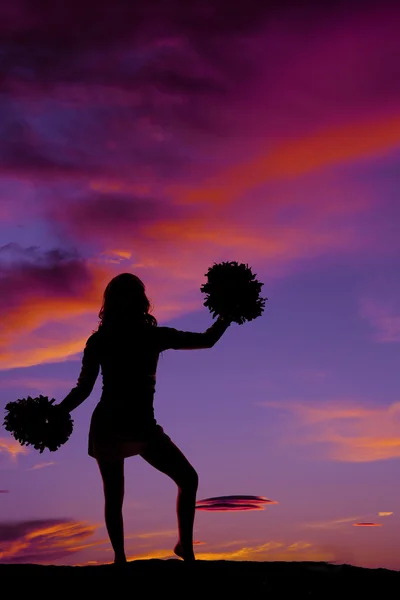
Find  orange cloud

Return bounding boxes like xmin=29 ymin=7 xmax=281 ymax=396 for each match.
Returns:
xmin=0 ymin=519 xmax=99 ymax=563
xmin=0 ymin=437 xmax=28 ymax=460
xmin=29 ymin=462 xmax=55 ymax=471
xmin=378 ymin=512 xmax=393 ymax=517
xmin=0 ymin=249 xmax=113 ymax=370
xmin=125 ymin=529 xmax=176 ymax=540
xmin=0 ymin=335 xmax=98 ymax=371
xmin=262 ymin=400 xmax=400 ymax=462
xmin=192 ymin=540 xmax=335 ymax=563
xmin=172 ymin=116 xmax=400 ymax=206
xmin=89 ymin=539 xmax=335 ymax=565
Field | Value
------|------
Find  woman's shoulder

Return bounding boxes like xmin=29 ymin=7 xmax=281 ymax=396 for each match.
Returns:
xmin=86 ymin=329 xmax=101 ymax=347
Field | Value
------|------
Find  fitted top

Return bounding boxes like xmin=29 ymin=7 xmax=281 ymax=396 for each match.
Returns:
xmin=60 ymin=316 xmax=230 ymax=414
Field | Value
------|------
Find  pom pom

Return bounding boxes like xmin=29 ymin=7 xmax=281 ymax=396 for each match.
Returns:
xmin=200 ymin=261 xmax=267 ymax=325
xmin=3 ymin=395 xmax=73 ymax=454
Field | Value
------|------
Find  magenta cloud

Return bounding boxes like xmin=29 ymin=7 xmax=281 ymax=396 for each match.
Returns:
xmin=0 ymin=490 xmax=9 ymax=494
xmin=196 ymin=495 xmax=278 ymax=512
xmin=0 ymin=0 xmax=398 ymax=190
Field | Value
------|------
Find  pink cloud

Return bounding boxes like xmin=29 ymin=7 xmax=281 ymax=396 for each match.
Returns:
xmin=29 ymin=462 xmax=55 ymax=471
xmin=353 ymin=523 xmax=382 ymax=527
xmin=196 ymin=495 xmax=278 ymax=512
xmin=360 ymin=299 xmax=400 ymax=343
xmin=263 ymin=400 xmax=400 ymax=462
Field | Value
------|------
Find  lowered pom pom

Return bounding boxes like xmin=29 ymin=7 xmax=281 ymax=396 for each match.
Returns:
xmin=200 ymin=261 xmax=267 ymax=325
xmin=3 ymin=395 xmax=73 ymax=454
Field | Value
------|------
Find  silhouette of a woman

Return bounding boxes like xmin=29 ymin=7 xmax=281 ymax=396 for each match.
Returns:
xmin=58 ymin=273 xmax=231 ymax=564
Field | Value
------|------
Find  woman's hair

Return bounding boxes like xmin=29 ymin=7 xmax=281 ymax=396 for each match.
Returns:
xmin=97 ymin=273 xmax=157 ymax=330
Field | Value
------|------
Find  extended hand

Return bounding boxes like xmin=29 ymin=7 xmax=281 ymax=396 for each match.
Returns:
xmin=54 ymin=402 xmax=70 ymax=414
xmin=218 ymin=314 xmax=234 ymax=325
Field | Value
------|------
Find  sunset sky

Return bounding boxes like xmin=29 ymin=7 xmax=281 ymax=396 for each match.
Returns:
xmin=1 ymin=0 xmax=400 ymax=569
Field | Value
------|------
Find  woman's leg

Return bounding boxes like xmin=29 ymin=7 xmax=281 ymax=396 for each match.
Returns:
xmin=140 ymin=435 xmax=199 ymax=561
xmin=97 ymin=458 xmax=126 ymax=564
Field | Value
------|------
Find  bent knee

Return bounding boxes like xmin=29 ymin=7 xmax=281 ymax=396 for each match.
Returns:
xmin=181 ymin=467 xmax=198 ymax=492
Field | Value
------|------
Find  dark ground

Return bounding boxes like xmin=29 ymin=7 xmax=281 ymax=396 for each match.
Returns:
xmin=0 ymin=559 xmax=398 ymax=597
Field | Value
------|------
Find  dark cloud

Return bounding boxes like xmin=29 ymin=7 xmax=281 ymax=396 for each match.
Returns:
xmin=196 ymin=495 xmax=278 ymax=512
xmin=0 ymin=519 xmax=53 ymax=542
xmin=0 ymin=490 xmax=9 ymax=493
xmin=0 ymin=0 xmax=281 ymax=112
xmin=352 ymin=522 xmax=382 ymax=527
xmin=0 ymin=518 xmax=97 ymax=563
xmin=0 ymin=1 xmax=276 ymax=86
xmin=0 ymin=243 xmax=93 ymax=317
xmin=0 ymin=0 xmax=379 ymax=72
xmin=0 ymin=118 xmax=96 ymax=180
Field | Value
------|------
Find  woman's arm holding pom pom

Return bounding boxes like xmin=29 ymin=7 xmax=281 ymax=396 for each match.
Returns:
xmin=58 ymin=333 xmax=100 ymax=413
xmin=158 ymin=315 xmax=232 ymax=351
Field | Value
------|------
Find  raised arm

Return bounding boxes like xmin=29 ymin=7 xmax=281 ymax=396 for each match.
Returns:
xmin=58 ymin=333 xmax=100 ymax=413
xmin=158 ymin=316 xmax=231 ymax=351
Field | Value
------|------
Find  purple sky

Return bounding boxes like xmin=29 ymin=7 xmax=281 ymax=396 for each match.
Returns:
xmin=0 ymin=0 xmax=400 ymax=569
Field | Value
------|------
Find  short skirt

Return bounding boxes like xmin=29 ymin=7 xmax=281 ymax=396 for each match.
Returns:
xmin=88 ymin=401 xmax=169 ymax=461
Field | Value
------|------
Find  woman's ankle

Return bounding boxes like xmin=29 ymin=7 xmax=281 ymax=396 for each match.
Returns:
xmin=174 ymin=541 xmax=195 ymax=562
xmin=114 ymin=552 xmax=127 ymax=564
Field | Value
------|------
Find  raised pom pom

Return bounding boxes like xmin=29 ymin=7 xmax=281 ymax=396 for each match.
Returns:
xmin=3 ymin=395 xmax=73 ymax=454
xmin=200 ymin=261 xmax=267 ymax=325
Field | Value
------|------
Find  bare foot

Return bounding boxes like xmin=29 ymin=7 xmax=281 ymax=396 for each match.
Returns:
xmin=174 ymin=542 xmax=195 ymax=562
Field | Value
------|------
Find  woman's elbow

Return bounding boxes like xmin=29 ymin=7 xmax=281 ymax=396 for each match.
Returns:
xmin=206 ymin=338 xmax=217 ymax=349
